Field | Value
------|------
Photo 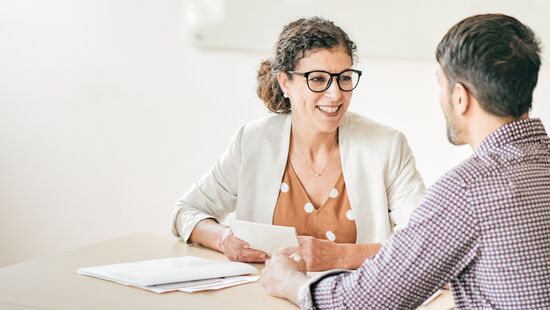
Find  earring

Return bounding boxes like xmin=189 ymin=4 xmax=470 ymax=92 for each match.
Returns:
xmin=283 ymin=93 xmax=289 ymax=98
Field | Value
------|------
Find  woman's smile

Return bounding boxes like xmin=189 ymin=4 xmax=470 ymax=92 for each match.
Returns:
xmin=316 ymin=104 xmax=342 ymax=116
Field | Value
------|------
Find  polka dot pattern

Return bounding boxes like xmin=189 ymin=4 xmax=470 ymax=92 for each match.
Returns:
xmin=280 ymin=182 xmax=289 ymax=193
xmin=272 ymin=161 xmax=357 ymax=245
xmin=346 ymin=210 xmax=355 ymax=221
xmin=325 ymin=230 xmax=336 ymax=241
xmin=304 ymin=202 xmax=314 ymax=213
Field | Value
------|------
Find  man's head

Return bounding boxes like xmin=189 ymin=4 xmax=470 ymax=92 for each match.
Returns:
xmin=435 ymin=14 xmax=541 ymax=145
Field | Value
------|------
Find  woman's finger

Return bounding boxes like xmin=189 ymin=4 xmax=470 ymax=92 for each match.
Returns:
xmin=239 ymin=253 xmax=266 ymax=262
xmin=238 ymin=248 xmax=268 ymax=262
xmin=282 ymin=246 xmax=299 ymax=255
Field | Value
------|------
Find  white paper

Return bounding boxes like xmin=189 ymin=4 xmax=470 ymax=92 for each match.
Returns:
xmin=77 ymin=256 xmax=258 ymax=293
xmin=178 ymin=275 xmax=259 ymax=293
xmin=148 ymin=275 xmax=259 ymax=293
xmin=422 ymin=289 xmax=443 ymax=305
xmin=229 ymin=218 xmax=299 ymax=255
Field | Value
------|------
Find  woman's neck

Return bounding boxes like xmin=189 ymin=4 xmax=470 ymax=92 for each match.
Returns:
xmin=291 ymin=122 xmax=338 ymax=159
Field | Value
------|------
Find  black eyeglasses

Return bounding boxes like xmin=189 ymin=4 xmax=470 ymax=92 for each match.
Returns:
xmin=287 ymin=69 xmax=362 ymax=93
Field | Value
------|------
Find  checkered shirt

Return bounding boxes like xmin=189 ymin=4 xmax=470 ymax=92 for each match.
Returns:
xmin=300 ymin=118 xmax=550 ymax=309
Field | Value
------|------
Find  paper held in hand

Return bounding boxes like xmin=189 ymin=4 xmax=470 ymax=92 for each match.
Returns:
xmin=229 ymin=218 xmax=299 ymax=255
xmin=77 ymin=256 xmax=259 ymax=293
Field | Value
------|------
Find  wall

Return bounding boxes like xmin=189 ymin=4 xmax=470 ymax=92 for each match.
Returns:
xmin=187 ymin=0 xmax=550 ymax=61
xmin=0 ymin=0 xmax=549 ymax=266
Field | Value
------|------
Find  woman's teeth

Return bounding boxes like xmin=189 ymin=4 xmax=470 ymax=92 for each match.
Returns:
xmin=317 ymin=105 xmax=339 ymax=113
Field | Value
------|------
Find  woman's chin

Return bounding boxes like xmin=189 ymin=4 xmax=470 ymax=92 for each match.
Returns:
xmin=314 ymin=112 xmax=345 ymax=132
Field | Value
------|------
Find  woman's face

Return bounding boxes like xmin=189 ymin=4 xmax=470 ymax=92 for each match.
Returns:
xmin=279 ymin=46 xmax=354 ymax=134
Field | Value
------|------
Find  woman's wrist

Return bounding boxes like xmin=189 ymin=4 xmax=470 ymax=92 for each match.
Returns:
xmin=189 ymin=219 xmax=230 ymax=252
xmin=217 ymin=226 xmax=232 ymax=253
xmin=339 ymin=243 xmax=382 ymax=269
xmin=338 ymin=243 xmax=357 ymax=269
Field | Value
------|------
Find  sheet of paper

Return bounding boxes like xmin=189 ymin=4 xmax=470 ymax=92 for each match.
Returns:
xmin=147 ymin=275 xmax=259 ymax=293
xmin=77 ymin=256 xmax=258 ymax=292
xmin=229 ymin=218 xmax=299 ymax=255
xmin=178 ymin=275 xmax=259 ymax=293
xmin=422 ymin=289 xmax=443 ymax=305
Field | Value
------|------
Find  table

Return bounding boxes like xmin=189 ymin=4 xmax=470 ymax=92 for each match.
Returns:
xmin=0 ymin=233 xmax=454 ymax=309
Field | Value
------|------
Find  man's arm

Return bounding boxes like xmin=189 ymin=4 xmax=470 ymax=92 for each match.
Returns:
xmin=261 ymin=173 xmax=480 ymax=308
xmin=302 ymin=176 xmax=479 ymax=309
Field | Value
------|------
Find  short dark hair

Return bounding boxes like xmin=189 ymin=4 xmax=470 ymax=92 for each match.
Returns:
xmin=436 ymin=14 xmax=541 ymax=118
xmin=256 ymin=17 xmax=357 ymax=114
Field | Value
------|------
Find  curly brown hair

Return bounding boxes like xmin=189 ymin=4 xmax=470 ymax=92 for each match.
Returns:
xmin=256 ymin=17 xmax=357 ymax=114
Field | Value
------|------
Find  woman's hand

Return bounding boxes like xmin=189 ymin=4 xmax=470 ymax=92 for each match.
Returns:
xmin=189 ymin=219 xmax=268 ymax=263
xmin=219 ymin=227 xmax=268 ymax=263
xmin=283 ymin=236 xmax=383 ymax=271
xmin=283 ymin=235 xmax=346 ymax=271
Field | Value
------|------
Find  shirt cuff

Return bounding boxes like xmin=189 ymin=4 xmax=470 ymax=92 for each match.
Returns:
xmin=298 ymin=269 xmax=352 ymax=309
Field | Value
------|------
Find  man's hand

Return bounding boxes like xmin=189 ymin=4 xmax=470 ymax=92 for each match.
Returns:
xmin=260 ymin=251 xmax=308 ymax=305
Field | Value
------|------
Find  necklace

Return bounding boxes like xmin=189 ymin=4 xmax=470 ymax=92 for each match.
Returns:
xmin=294 ymin=134 xmax=338 ymax=177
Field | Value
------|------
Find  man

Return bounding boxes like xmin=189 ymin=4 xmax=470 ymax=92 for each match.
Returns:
xmin=261 ymin=13 xmax=550 ymax=309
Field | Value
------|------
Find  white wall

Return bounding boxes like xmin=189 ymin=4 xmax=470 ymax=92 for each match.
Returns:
xmin=0 ymin=0 xmax=549 ymax=266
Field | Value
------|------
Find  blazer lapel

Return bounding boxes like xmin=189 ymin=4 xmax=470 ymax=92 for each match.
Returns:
xmin=252 ymin=114 xmax=292 ymax=224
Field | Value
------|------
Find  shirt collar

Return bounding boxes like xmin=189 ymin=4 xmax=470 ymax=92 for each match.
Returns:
xmin=474 ymin=118 xmax=548 ymax=156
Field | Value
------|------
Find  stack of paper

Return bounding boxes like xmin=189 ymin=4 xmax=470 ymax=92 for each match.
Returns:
xmin=77 ymin=256 xmax=258 ymax=293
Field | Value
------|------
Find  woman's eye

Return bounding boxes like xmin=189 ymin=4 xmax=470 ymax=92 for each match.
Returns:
xmin=309 ymin=76 xmax=327 ymax=83
xmin=339 ymin=76 xmax=352 ymax=82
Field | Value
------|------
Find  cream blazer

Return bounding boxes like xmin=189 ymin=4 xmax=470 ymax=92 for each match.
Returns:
xmin=171 ymin=112 xmax=425 ymax=244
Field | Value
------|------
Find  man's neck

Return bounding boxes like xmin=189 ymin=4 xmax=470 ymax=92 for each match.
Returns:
xmin=468 ymin=113 xmax=528 ymax=149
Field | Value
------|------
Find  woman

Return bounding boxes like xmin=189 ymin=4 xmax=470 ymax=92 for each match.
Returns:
xmin=171 ymin=17 xmax=425 ymax=271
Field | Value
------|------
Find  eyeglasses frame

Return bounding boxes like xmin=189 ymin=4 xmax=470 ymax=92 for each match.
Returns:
xmin=286 ymin=69 xmax=362 ymax=93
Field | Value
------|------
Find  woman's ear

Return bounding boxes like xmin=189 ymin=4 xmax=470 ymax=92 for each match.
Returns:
xmin=277 ymin=71 xmax=289 ymax=96
xmin=451 ymin=82 xmax=471 ymax=116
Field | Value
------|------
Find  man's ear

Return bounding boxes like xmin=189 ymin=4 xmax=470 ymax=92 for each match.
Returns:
xmin=451 ymin=82 xmax=470 ymax=116
xmin=277 ymin=71 xmax=289 ymax=96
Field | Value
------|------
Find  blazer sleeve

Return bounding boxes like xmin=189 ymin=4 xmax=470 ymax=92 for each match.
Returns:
xmin=170 ymin=126 xmax=243 ymax=242
xmin=385 ymin=131 xmax=426 ymax=230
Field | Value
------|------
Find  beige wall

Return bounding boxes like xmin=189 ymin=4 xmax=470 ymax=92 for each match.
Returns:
xmin=1 ymin=0 xmax=549 ymax=266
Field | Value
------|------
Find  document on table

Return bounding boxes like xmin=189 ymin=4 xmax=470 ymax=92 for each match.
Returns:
xmin=422 ymin=289 xmax=444 ymax=306
xmin=229 ymin=218 xmax=299 ymax=255
xmin=77 ymin=256 xmax=259 ymax=293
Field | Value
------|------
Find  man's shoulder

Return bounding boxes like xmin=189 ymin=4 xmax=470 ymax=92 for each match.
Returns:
xmin=425 ymin=155 xmax=498 ymax=204
xmin=431 ymin=157 xmax=484 ymax=188
xmin=450 ymin=154 xmax=504 ymax=185
xmin=409 ymin=164 xmax=472 ymax=228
